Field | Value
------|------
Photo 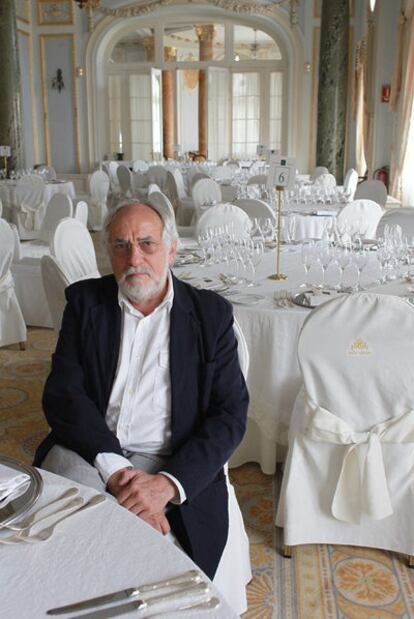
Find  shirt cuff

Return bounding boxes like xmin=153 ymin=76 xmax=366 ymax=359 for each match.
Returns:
xmin=94 ymin=452 xmax=132 ymax=485
xmin=159 ymin=471 xmax=187 ymax=505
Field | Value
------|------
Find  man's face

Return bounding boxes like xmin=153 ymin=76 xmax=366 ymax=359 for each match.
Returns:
xmin=108 ymin=204 xmax=177 ymax=310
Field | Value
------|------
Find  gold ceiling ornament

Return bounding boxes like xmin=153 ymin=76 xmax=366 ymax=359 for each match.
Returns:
xmin=98 ymin=0 xmax=300 ymax=26
xmin=73 ymin=0 xmax=101 ymax=8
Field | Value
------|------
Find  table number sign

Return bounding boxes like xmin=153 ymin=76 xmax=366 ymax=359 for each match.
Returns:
xmin=267 ymin=155 xmax=296 ymax=190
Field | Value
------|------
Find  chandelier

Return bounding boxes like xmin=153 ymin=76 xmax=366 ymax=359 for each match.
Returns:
xmin=73 ymin=0 xmax=101 ymax=9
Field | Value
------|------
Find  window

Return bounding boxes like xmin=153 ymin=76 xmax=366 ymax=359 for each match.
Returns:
xmin=129 ymin=75 xmax=152 ymax=160
xmin=233 ymin=25 xmax=281 ymax=61
xmin=232 ymin=73 xmax=260 ymax=158
xmin=108 ymin=75 xmax=122 ymax=154
xmin=163 ymin=23 xmax=225 ymax=62
xmin=269 ymin=72 xmax=283 ymax=152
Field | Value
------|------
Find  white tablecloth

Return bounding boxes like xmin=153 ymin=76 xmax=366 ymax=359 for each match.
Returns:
xmin=1 ymin=469 xmax=236 ymax=619
xmin=174 ymin=243 xmax=410 ymax=473
xmin=0 ymin=180 xmax=76 ymax=214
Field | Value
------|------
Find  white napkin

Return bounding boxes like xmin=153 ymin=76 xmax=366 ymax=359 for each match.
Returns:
xmin=0 ymin=464 xmax=31 ymax=509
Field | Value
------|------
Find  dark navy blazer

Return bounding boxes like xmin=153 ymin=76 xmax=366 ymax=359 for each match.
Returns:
xmin=34 ymin=273 xmax=249 ymax=579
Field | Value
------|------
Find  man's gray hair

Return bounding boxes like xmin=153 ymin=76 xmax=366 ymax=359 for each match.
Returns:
xmin=103 ymin=199 xmax=178 ymax=248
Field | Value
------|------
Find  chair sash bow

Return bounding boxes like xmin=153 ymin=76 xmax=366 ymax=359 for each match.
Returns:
xmin=0 ymin=270 xmax=15 ymax=311
xmin=306 ymin=400 xmax=414 ymax=523
xmin=20 ymin=202 xmax=44 ymax=230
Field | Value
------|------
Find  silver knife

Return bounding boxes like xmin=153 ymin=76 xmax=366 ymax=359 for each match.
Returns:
xmin=46 ymin=571 xmax=203 ymax=615
xmin=69 ymin=583 xmax=210 ymax=619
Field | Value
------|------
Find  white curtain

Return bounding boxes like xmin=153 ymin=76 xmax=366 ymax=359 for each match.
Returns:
xmin=208 ymin=68 xmax=230 ymax=162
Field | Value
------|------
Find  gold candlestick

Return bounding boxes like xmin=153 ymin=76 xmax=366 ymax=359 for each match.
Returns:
xmin=269 ymin=185 xmax=288 ymax=280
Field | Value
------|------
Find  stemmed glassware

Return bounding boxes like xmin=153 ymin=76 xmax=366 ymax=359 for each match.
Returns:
xmin=301 ymin=240 xmax=315 ymax=288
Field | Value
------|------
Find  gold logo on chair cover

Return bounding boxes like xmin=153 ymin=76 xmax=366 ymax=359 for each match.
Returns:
xmin=348 ymin=338 xmax=371 ymax=356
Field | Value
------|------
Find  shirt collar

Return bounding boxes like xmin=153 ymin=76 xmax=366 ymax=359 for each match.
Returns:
xmin=118 ymin=270 xmax=174 ymax=318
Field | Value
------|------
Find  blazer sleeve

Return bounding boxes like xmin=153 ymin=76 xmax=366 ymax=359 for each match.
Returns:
xmin=164 ymin=296 xmax=249 ymax=501
xmin=42 ymin=282 xmax=124 ymax=464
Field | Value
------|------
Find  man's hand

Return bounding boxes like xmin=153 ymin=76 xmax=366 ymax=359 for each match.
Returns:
xmin=107 ymin=467 xmax=177 ymax=523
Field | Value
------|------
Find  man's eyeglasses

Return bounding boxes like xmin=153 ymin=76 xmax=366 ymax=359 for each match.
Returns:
xmin=109 ymin=239 xmax=161 ymax=256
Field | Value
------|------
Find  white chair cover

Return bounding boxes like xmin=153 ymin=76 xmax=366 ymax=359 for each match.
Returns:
xmin=148 ymin=165 xmax=168 ymax=191
xmin=148 ymin=183 xmax=161 ymax=195
xmin=51 ymin=218 xmax=100 ymax=282
xmin=147 ymin=191 xmax=175 ymax=219
xmin=11 ymin=177 xmax=46 ymax=240
xmin=247 ymin=174 xmax=268 ymax=186
xmin=195 ymin=204 xmax=252 ymax=239
xmin=211 ymin=317 xmax=251 ymax=615
xmin=116 ymin=165 xmax=132 ymax=197
xmin=0 ymin=220 xmax=26 ymax=347
xmin=310 ymin=166 xmax=329 ymax=182
xmin=234 ymin=198 xmax=276 ymax=224
xmin=0 ymin=197 xmax=3 ymax=218
xmin=276 ymin=293 xmax=414 ymax=556
xmin=192 ymin=179 xmax=222 ymax=216
xmin=314 ymin=173 xmax=337 ymax=191
xmin=166 ymin=170 xmax=195 ymax=226
xmin=337 ymin=199 xmax=383 ymax=238
xmin=131 ymin=171 xmax=149 ymax=200
xmin=376 ymin=207 xmax=414 ymax=240
xmin=108 ymin=162 xmax=121 ymax=194
xmin=355 ymin=179 xmax=387 ymax=207
xmin=190 ymin=171 xmax=211 ymax=188
xmin=211 ymin=166 xmax=234 ymax=184
xmin=88 ymin=170 xmax=110 ymax=231
xmin=40 ymin=255 xmax=70 ymax=335
xmin=187 ymin=165 xmax=208 ymax=188
xmin=37 ymin=192 xmax=73 ymax=244
xmin=220 ymin=185 xmax=238 ymax=203
xmin=132 ymin=160 xmax=149 ymax=172
xmin=74 ymin=201 xmax=88 ymax=227
xmin=343 ymin=168 xmax=359 ymax=200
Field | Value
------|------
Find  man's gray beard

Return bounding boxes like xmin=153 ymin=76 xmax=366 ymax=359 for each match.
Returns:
xmin=118 ymin=265 xmax=169 ymax=304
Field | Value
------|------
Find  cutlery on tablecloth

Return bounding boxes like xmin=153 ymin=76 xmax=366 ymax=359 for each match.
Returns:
xmin=4 ymin=487 xmax=79 ymax=531
xmin=57 ymin=582 xmax=210 ymax=619
xmin=47 ymin=570 xmax=204 ymax=614
xmin=145 ymin=596 xmax=220 ymax=618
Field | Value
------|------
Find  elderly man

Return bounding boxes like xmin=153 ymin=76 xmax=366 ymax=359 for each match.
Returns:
xmin=34 ymin=200 xmax=249 ymax=606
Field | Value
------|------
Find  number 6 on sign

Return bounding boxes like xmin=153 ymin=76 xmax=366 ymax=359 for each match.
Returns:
xmin=276 ymin=168 xmax=289 ymax=186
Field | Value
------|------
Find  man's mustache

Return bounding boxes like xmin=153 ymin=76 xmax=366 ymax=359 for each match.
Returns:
xmin=120 ymin=266 xmax=153 ymax=283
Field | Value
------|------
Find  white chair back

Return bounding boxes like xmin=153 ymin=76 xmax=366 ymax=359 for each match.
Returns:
xmin=376 ymin=208 xmax=414 ymax=241
xmin=187 ymin=165 xmax=208 ymax=187
xmin=190 ymin=171 xmax=211 ymax=188
xmin=148 ymin=191 xmax=176 ymax=219
xmin=148 ymin=183 xmax=161 ymax=195
xmin=0 ymin=219 xmax=27 ymax=347
xmin=40 ymin=255 xmax=70 ymax=335
xmin=343 ymin=168 xmax=358 ymax=200
xmin=310 ymin=166 xmax=329 ymax=182
xmin=132 ymin=160 xmax=149 ymax=172
xmin=74 ymin=201 xmax=88 ymax=226
xmin=233 ymin=199 xmax=276 ymax=224
xmin=0 ymin=197 xmax=2 ymax=218
xmin=355 ymin=179 xmax=387 ymax=207
xmin=337 ymin=199 xmax=383 ymax=238
xmin=116 ymin=165 xmax=132 ymax=196
xmin=192 ymin=178 xmax=222 ymax=210
xmin=314 ymin=173 xmax=336 ymax=191
xmin=108 ymin=161 xmax=120 ymax=190
xmin=247 ymin=174 xmax=268 ymax=186
xmin=51 ymin=218 xmax=100 ymax=282
xmin=37 ymin=192 xmax=73 ymax=244
xmin=148 ymin=165 xmax=168 ymax=191
xmin=8 ymin=223 xmax=22 ymax=261
xmin=89 ymin=170 xmax=110 ymax=202
xmin=196 ymin=204 xmax=252 ymax=239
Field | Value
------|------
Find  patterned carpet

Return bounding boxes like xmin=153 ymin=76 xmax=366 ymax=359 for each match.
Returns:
xmin=1 ymin=329 xmax=414 ymax=618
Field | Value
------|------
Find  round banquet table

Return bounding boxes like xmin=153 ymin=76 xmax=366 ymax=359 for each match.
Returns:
xmin=1 ymin=469 xmax=237 ymax=619
xmin=0 ymin=179 xmax=76 ymax=208
xmin=174 ymin=241 xmax=410 ymax=474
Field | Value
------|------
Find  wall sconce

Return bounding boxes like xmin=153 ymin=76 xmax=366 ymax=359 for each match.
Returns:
xmin=51 ymin=68 xmax=65 ymax=93
xmin=304 ymin=62 xmax=312 ymax=73
xmin=76 ymin=67 xmax=85 ymax=77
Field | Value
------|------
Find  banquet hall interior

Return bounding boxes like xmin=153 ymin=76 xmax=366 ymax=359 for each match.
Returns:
xmin=1 ymin=0 xmax=414 ymax=617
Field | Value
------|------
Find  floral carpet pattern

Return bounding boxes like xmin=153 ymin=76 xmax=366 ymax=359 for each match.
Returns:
xmin=2 ymin=329 xmax=414 ymax=618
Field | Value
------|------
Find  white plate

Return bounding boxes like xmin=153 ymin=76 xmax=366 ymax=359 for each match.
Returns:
xmin=231 ymin=294 xmax=264 ymax=305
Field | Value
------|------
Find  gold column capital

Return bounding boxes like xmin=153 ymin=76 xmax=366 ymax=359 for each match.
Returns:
xmin=164 ymin=46 xmax=177 ymax=62
xmin=195 ymin=24 xmax=216 ymax=42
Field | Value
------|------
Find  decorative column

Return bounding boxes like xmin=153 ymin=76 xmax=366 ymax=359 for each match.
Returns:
xmin=316 ymin=0 xmax=349 ymax=182
xmin=143 ymin=35 xmax=155 ymax=63
xmin=162 ymin=47 xmax=176 ymax=160
xmin=0 ymin=0 xmax=24 ymax=171
xmin=196 ymin=25 xmax=215 ymax=159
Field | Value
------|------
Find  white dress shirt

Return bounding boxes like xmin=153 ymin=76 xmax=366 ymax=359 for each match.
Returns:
xmin=94 ymin=273 xmax=185 ymax=503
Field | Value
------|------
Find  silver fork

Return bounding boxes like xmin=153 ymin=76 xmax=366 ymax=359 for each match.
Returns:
xmin=4 ymin=487 xmax=79 ymax=531
xmin=145 ymin=596 xmax=220 ymax=618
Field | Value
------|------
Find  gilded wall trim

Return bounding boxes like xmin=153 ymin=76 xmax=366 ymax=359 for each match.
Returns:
xmin=39 ymin=34 xmax=80 ymax=172
xmin=16 ymin=0 xmax=30 ymax=24
xmin=17 ymin=29 xmax=38 ymax=164
xmin=37 ymin=0 xmax=74 ymax=26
